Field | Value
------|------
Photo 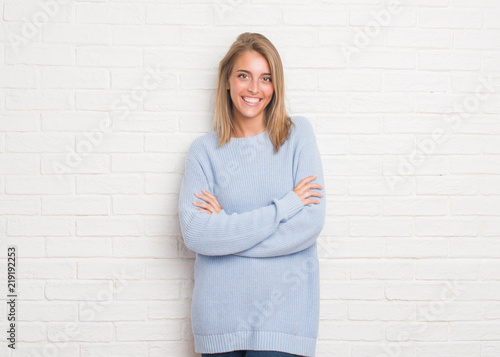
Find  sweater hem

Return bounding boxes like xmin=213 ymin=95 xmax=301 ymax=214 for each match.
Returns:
xmin=194 ymin=330 xmax=317 ymax=357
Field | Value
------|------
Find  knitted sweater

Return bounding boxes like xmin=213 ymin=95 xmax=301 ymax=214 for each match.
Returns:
xmin=178 ymin=115 xmax=326 ymax=357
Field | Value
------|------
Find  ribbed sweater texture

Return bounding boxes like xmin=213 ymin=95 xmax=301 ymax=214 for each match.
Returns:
xmin=178 ymin=115 xmax=326 ymax=357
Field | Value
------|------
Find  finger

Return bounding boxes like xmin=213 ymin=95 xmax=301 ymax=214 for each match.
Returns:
xmin=305 ymin=190 xmax=323 ymax=198
xmin=195 ymin=191 xmax=221 ymax=211
xmin=196 ymin=202 xmax=217 ymax=214
xmin=296 ymin=182 xmax=321 ymax=196
xmin=304 ymin=184 xmax=324 ymax=192
xmin=195 ymin=208 xmax=212 ymax=214
xmin=296 ymin=175 xmax=318 ymax=190
xmin=304 ymin=198 xmax=321 ymax=205
xmin=299 ymin=175 xmax=317 ymax=184
xmin=194 ymin=192 xmax=218 ymax=209
xmin=201 ymin=189 xmax=222 ymax=211
xmin=193 ymin=201 xmax=211 ymax=210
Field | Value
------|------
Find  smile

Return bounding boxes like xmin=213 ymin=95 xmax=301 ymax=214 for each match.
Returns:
xmin=241 ymin=96 xmax=262 ymax=106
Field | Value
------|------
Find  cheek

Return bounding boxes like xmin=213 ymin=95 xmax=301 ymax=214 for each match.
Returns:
xmin=231 ymin=82 xmax=244 ymax=94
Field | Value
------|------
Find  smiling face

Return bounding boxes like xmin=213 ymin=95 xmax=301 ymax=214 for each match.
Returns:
xmin=226 ymin=50 xmax=274 ymax=126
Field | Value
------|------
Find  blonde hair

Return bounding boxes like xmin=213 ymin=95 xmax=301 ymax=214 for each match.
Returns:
xmin=213 ymin=32 xmax=294 ymax=154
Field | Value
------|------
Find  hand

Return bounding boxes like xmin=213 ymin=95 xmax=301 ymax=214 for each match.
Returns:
xmin=193 ymin=189 xmax=222 ymax=215
xmin=293 ymin=175 xmax=323 ymax=206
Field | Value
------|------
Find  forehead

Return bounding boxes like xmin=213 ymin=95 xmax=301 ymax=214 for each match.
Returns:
xmin=233 ymin=51 xmax=270 ymax=72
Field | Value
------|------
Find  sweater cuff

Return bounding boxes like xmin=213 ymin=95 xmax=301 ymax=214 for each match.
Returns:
xmin=278 ymin=190 xmax=304 ymax=221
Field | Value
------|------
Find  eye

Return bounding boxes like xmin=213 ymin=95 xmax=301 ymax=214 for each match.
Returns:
xmin=263 ymin=77 xmax=272 ymax=82
xmin=237 ymin=73 xmax=248 ymax=79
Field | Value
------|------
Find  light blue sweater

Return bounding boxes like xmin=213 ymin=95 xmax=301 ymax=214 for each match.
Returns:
xmin=178 ymin=116 xmax=326 ymax=356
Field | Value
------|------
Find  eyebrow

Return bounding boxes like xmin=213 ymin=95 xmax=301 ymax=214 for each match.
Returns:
xmin=236 ymin=69 xmax=272 ymax=76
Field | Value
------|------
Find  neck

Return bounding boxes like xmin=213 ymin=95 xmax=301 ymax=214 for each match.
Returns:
xmin=231 ymin=114 xmax=266 ymax=138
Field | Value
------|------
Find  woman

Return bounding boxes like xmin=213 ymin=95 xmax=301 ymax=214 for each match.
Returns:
xmin=178 ymin=32 xmax=326 ymax=357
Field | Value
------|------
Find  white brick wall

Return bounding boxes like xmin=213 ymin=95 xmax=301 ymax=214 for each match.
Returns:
xmin=0 ymin=0 xmax=499 ymax=356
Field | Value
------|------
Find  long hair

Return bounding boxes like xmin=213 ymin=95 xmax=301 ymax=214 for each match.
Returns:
xmin=213 ymin=32 xmax=294 ymax=154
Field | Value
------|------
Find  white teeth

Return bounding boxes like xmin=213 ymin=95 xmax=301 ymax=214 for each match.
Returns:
xmin=243 ymin=97 xmax=261 ymax=104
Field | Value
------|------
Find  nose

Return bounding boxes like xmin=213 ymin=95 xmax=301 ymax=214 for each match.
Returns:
xmin=247 ymin=78 xmax=259 ymax=94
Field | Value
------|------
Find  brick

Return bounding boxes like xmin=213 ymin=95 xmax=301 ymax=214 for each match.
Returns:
xmin=47 ymin=322 xmax=113 ymax=342
xmin=41 ymin=153 xmax=109 ymax=174
xmin=0 ymin=196 xmax=39 ymax=215
xmin=46 ymin=238 xmax=111 ymax=257
xmin=386 ymin=29 xmax=451 ymax=48
xmin=46 ymin=281 xmax=113 ymax=301
xmin=115 ymin=321 xmax=182 ymax=341
xmin=77 ymin=258 xmax=144 ymax=279
xmin=112 ymin=237 xmax=178 ymax=258
xmin=148 ymin=301 xmax=191 ymax=319
xmin=115 ymin=281 xmax=181 ymax=300
xmin=321 ymin=282 xmax=384 ymax=300
xmin=18 ymin=259 xmax=76 ymax=279
xmin=145 ymin=259 xmax=194 ymax=279
xmin=420 ymin=8 xmax=483 ymax=28
xmin=42 ymin=67 xmax=109 ymax=89
xmin=415 ymin=218 xmax=479 ymax=236
xmin=213 ymin=4 xmax=281 ymax=25
xmin=349 ymin=302 xmax=412 ymax=321
xmin=8 ymin=216 xmax=73 ymax=236
xmin=77 ymin=47 xmax=142 ymax=67
xmin=419 ymin=50 xmax=481 ymax=71
xmin=79 ymin=301 xmax=147 ymax=321
xmin=18 ymin=302 xmax=77 ymax=322
xmin=76 ymin=3 xmax=145 ymax=24
xmin=7 ymin=133 xmax=74 ymax=152
xmin=6 ymin=89 xmax=73 ymax=110
xmin=283 ymin=7 xmax=348 ymax=26
xmin=416 ymin=259 xmax=481 ymax=280
xmin=42 ymin=196 xmax=109 ymax=215
xmin=76 ymin=174 xmax=143 ymax=194
xmin=6 ymin=175 xmax=73 ymax=194
xmin=111 ymin=25 xmax=178 ymax=46
xmin=76 ymin=216 xmax=142 ymax=236
xmin=416 ymin=301 xmax=482 ymax=321
xmin=146 ymin=5 xmax=212 ymax=25
xmin=6 ymin=46 xmax=74 ymax=65
xmin=111 ymin=153 xmax=182 ymax=173
xmin=81 ymin=343 xmax=148 ymax=357
xmin=3 ymin=0 xmax=74 ymax=22
xmin=317 ymin=322 xmax=383 ymax=341
xmin=44 ymin=24 xmax=110 ymax=45
xmin=0 ymin=65 xmax=37 ymax=88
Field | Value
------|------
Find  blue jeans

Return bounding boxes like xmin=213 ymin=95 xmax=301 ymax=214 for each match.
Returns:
xmin=201 ymin=351 xmax=302 ymax=357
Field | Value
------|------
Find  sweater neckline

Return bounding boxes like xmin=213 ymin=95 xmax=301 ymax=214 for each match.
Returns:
xmin=229 ymin=129 xmax=268 ymax=143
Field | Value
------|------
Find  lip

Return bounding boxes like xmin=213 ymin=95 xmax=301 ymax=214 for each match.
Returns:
xmin=241 ymin=96 xmax=262 ymax=107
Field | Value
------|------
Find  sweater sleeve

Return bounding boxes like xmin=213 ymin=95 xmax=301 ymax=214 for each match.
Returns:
xmin=178 ymin=154 xmax=305 ymax=256
xmin=232 ymin=119 xmax=326 ymax=258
